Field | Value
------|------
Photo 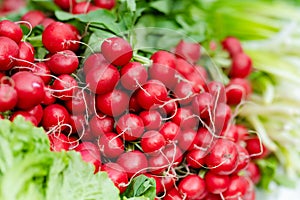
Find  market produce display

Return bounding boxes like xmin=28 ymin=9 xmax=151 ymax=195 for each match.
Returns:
xmin=1 ymin=0 xmax=300 ymax=199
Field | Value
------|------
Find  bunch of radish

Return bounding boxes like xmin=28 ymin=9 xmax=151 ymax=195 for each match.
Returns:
xmin=0 ymin=12 xmax=269 ymax=200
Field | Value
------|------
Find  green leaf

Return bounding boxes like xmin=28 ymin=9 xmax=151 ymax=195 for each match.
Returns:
xmin=122 ymin=175 xmax=156 ymax=200
xmin=29 ymin=0 xmax=61 ymax=12
xmin=256 ymin=156 xmax=278 ymax=190
xmin=150 ymin=0 xmax=172 ymax=14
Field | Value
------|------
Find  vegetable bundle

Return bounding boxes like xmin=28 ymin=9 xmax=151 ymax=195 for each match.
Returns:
xmin=0 ymin=0 xmax=299 ymax=199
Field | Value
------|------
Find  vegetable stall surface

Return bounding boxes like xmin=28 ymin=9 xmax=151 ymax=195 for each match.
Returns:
xmin=0 ymin=0 xmax=299 ymax=199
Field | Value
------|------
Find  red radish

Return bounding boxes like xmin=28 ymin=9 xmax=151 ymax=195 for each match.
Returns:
xmin=0 ymin=114 xmax=4 ymax=119
xmin=0 ymin=83 xmax=17 ymax=112
xmin=41 ymin=85 xmax=56 ymax=105
xmin=220 ymin=125 xmax=239 ymax=142
xmin=192 ymin=92 xmax=213 ymax=119
xmin=128 ymin=91 xmax=142 ymax=113
xmin=222 ymin=175 xmax=249 ymax=199
xmin=79 ymin=149 xmax=101 ymax=173
xmin=141 ymin=130 xmax=166 ymax=154
xmin=161 ymin=174 xmax=176 ymax=192
xmin=98 ymin=132 xmax=124 ymax=159
xmin=120 ymin=61 xmax=148 ymax=90
xmin=48 ymin=132 xmax=70 ymax=151
xmin=162 ymin=144 xmax=183 ymax=167
xmin=149 ymin=50 xmax=177 ymax=88
xmin=21 ymin=10 xmax=46 ymax=28
xmin=236 ymin=124 xmax=249 ymax=141
xmin=186 ymin=149 xmax=206 ymax=169
xmin=101 ymin=162 xmax=128 ymax=193
xmin=67 ymin=136 xmax=79 ymax=150
xmin=83 ymin=53 xmax=107 ymax=74
xmin=41 ymin=104 xmax=70 ymax=131
xmin=89 ymin=114 xmax=114 ymax=137
xmin=139 ymin=110 xmax=162 ymax=130
xmin=159 ymin=121 xmax=180 ymax=142
xmin=136 ymin=79 xmax=168 ymax=110
xmin=40 ymin=18 xmax=56 ymax=28
xmin=225 ymin=78 xmax=252 ymax=105
xmin=176 ymin=129 xmax=198 ymax=151
xmin=72 ymin=2 xmax=93 ymax=14
xmin=12 ymin=71 xmax=45 ymax=109
xmin=85 ymin=63 xmax=120 ymax=94
xmin=206 ymin=81 xmax=226 ymax=104
xmin=52 ymin=74 xmax=78 ymax=101
xmin=47 ymin=50 xmax=79 ymax=75
xmin=25 ymin=104 xmax=43 ymax=124
xmin=185 ymin=67 xmax=207 ymax=93
xmin=204 ymin=139 xmax=239 ymax=175
xmin=164 ymin=187 xmax=183 ymax=200
xmin=96 ymin=89 xmax=129 ymax=117
xmin=148 ymin=153 xmax=169 ymax=175
xmin=221 ymin=36 xmax=243 ymax=56
xmin=101 ymin=37 xmax=133 ymax=66
xmin=204 ymin=193 xmax=222 ymax=200
xmin=234 ymin=144 xmax=250 ymax=173
xmin=1 ymin=0 xmax=25 ymax=13
xmin=32 ymin=62 xmax=52 ymax=84
xmin=77 ymin=126 xmax=96 ymax=142
xmin=116 ymin=113 xmax=144 ymax=141
xmin=195 ymin=127 xmax=214 ymax=151
xmin=64 ymin=90 xmax=89 ymax=114
xmin=68 ymin=114 xmax=86 ymax=134
xmin=94 ymin=0 xmax=116 ymax=10
xmin=178 ymin=174 xmax=206 ymax=199
xmin=175 ymin=40 xmax=201 ymax=64
xmin=175 ymin=57 xmax=195 ymax=78
xmin=14 ymin=41 xmax=35 ymax=68
xmin=116 ymin=150 xmax=148 ymax=178
xmin=213 ymin=102 xmax=232 ymax=134
xmin=74 ymin=142 xmax=100 ymax=158
xmin=245 ymin=162 xmax=261 ymax=184
xmin=205 ymin=171 xmax=230 ymax=194
xmin=171 ymin=107 xmax=198 ymax=130
xmin=42 ymin=22 xmax=80 ymax=53
xmin=174 ymin=81 xmax=195 ymax=105
xmin=54 ymin=0 xmax=76 ymax=11
xmin=10 ymin=111 xmax=38 ymax=126
xmin=158 ymin=97 xmax=178 ymax=118
xmin=245 ymin=136 xmax=270 ymax=159
xmin=0 ymin=36 xmax=19 ymax=71
xmin=229 ymin=53 xmax=252 ymax=78
xmin=0 ymin=20 xmax=23 ymax=43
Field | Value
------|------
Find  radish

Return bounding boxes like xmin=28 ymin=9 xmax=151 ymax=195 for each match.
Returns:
xmin=0 ymin=20 xmax=23 ymax=43
xmin=98 ymin=132 xmax=124 ymax=159
xmin=229 ymin=52 xmax=252 ymax=78
xmin=163 ymin=187 xmax=183 ymax=200
xmin=159 ymin=121 xmax=180 ymax=142
xmin=149 ymin=50 xmax=177 ymax=89
xmin=140 ymin=130 xmax=166 ymax=154
xmin=162 ymin=144 xmax=183 ymax=167
xmin=83 ymin=53 xmax=107 ymax=74
xmin=64 ymin=90 xmax=89 ymax=114
xmin=245 ymin=162 xmax=261 ymax=184
xmin=192 ymin=92 xmax=214 ymax=119
xmin=48 ymin=132 xmax=70 ymax=151
xmin=25 ymin=104 xmax=43 ymax=124
xmin=42 ymin=22 xmax=80 ymax=53
xmin=128 ymin=91 xmax=142 ymax=113
xmin=94 ymin=0 xmax=116 ymax=10
xmin=176 ymin=129 xmax=198 ymax=151
xmin=175 ymin=39 xmax=201 ymax=64
xmin=158 ymin=97 xmax=178 ymax=118
xmin=40 ymin=18 xmax=56 ymax=28
xmin=0 ymin=83 xmax=18 ymax=112
xmin=234 ymin=144 xmax=250 ymax=173
xmin=171 ymin=107 xmax=198 ymax=130
xmin=74 ymin=142 xmax=101 ymax=158
xmin=21 ymin=10 xmax=46 ymax=28
xmin=41 ymin=85 xmax=56 ymax=105
xmin=41 ymin=104 xmax=70 ymax=131
xmin=12 ymin=71 xmax=45 ymax=109
xmin=195 ymin=127 xmax=214 ymax=151
xmin=206 ymin=81 xmax=226 ymax=104
xmin=178 ymin=174 xmax=206 ymax=199
xmin=220 ymin=125 xmax=239 ymax=142
xmin=32 ymin=62 xmax=52 ymax=84
xmin=204 ymin=171 xmax=230 ymax=194
xmin=204 ymin=139 xmax=239 ymax=175
xmin=101 ymin=37 xmax=133 ymax=66
xmin=85 ymin=63 xmax=120 ymax=94
xmin=0 ymin=36 xmax=19 ymax=71
xmin=139 ymin=110 xmax=162 ymax=130
xmin=47 ymin=50 xmax=79 ymax=75
xmin=116 ymin=150 xmax=148 ymax=178
xmin=101 ymin=162 xmax=128 ymax=194
xmin=89 ymin=114 xmax=114 ymax=137
xmin=54 ymin=0 xmax=76 ymax=11
xmin=14 ymin=41 xmax=35 ymax=68
xmin=115 ymin=113 xmax=144 ymax=141
xmin=222 ymin=175 xmax=249 ymax=199
xmin=120 ymin=61 xmax=148 ymax=90
xmin=79 ymin=149 xmax=101 ymax=173
xmin=186 ymin=149 xmax=206 ymax=169
xmin=96 ymin=89 xmax=129 ymax=117
xmin=221 ymin=36 xmax=243 ymax=57
xmin=68 ymin=114 xmax=86 ymax=134
xmin=175 ymin=57 xmax=195 ymax=78
xmin=225 ymin=78 xmax=252 ymax=105
xmin=72 ymin=2 xmax=94 ymax=14
xmin=52 ymin=74 xmax=78 ymax=101
xmin=10 ymin=111 xmax=38 ymax=126
xmin=245 ymin=136 xmax=270 ymax=159
xmin=174 ymin=81 xmax=195 ymax=105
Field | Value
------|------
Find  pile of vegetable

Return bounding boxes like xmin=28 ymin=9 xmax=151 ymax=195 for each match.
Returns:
xmin=1 ymin=0 xmax=300 ymax=199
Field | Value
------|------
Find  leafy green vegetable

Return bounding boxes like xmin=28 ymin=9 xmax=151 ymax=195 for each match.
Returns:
xmin=122 ymin=175 xmax=156 ymax=200
xmin=0 ymin=117 xmax=120 ymax=200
